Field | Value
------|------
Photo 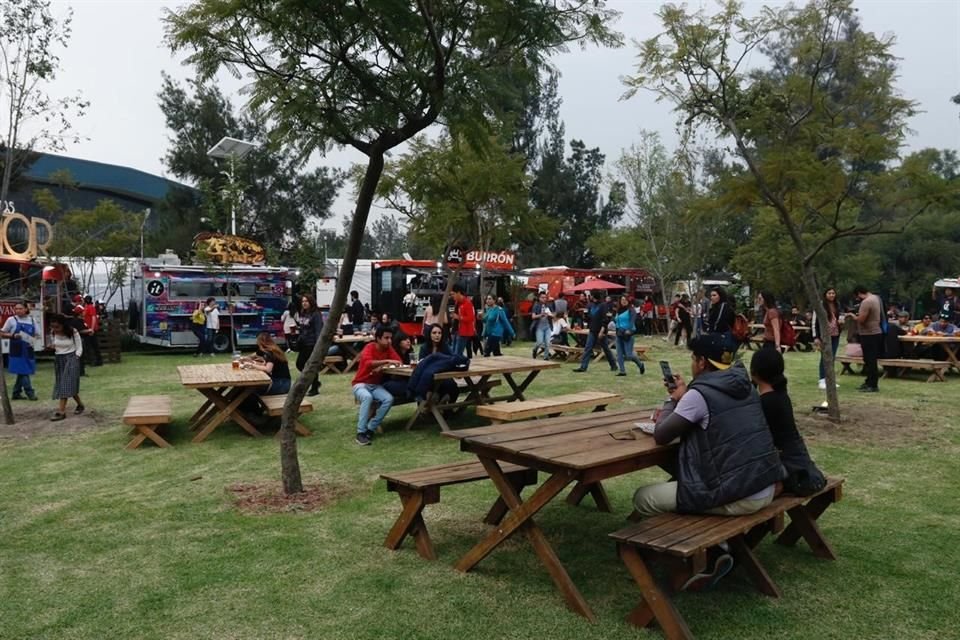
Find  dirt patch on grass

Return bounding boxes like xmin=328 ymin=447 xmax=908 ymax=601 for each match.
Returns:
xmin=0 ymin=404 xmax=100 ymax=439
xmin=227 ymin=480 xmax=352 ymax=515
xmin=796 ymin=403 xmax=929 ymax=447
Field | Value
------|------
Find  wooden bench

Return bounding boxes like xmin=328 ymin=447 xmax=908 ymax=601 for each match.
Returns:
xmin=476 ymin=391 xmax=623 ymax=424
xmin=836 ymin=354 xmax=863 ymax=375
xmin=319 ymin=355 xmax=344 ymax=374
xmin=381 ymin=460 xmax=538 ymax=560
xmin=878 ymin=358 xmax=950 ymax=382
xmin=123 ymin=395 xmax=173 ymax=449
xmin=258 ymin=394 xmax=314 ymax=436
xmin=611 ymin=477 xmax=844 ymax=640
xmin=549 ymin=344 xmax=584 ymax=361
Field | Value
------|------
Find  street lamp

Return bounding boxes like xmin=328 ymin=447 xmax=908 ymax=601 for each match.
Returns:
xmin=206 ymin=136 xmax=257 ymax=235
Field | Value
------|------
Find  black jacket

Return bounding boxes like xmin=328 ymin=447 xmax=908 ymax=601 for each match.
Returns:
xmin=298 ymin=311 xmax=323 ymax=347
xmin=707 ymin=302 xmax=735 ymax=334
xmin=676 ymin=364 xmax=786 ymax=513
xmin=407 ymin=352 xmax=470 ymax=400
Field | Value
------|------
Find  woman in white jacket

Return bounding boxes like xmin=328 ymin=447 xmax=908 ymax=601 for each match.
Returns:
xmin=49 ymin=314 xmax=85 ymax=421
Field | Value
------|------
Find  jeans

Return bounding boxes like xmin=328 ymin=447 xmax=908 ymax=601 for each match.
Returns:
xmin=579 ymin=331 xmax=615 ymax=370
xmin=818 ymin=335 xmax=841 ymax=379
xmin=860 ymin=333 xmax=883 ymax=389
xmin=352 ymin=383 xmax=394 ymax=434
xmin=484 ymin=335 xmax=502 ymax=357
xmin=615 ymin=333 xmax=645 ymax=373
xmin=194 ymin=326 xmax=205 ymax=354
xmin=13 ymin=374 xmax=35 ymax=398
xmin=454 ymin=335 xmax=473 ymax=358
xmin=533 ymin=325 xmax=551 ymax=360
xmin=204 ymin=328 xmax=217 ymax=354
xmin=263 ymin=377 xmax=291 ymax=396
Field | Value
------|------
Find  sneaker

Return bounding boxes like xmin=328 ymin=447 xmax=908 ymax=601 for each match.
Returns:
xmin=572 ymin=368 xmax=587 ymax=373
xmin=50 ymin=412 xmax=66 ymax=422
xmin=818 ymin=378 xmax=826 ymax=390
xmin=681 ymin=553 xmax=734 ymax=592
xmin=11 ymin=394 xmax=24 ymax=400
xmin=637 ymin=362 xmax=646 ymax=375
xmin=354 ymin=432 xmax=371 ymax=446
xmin=74 ymin=404 xmax=86 ymax=415
xmin=616 ymin=372 xmax=626 ymax=377
xmin=859 ymin=386 xmax=879 ymax=393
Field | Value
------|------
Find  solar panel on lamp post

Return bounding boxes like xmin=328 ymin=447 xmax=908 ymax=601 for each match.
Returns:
xmin=206 ymin=136 xmax=257 ymax=236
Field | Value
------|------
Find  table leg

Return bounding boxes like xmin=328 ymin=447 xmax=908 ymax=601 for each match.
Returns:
xmin=943 ymin=344 xmax=959 ymax=373
xmin=341 ymin=344 xmax=361 ymax=373
xmin=565 ymin=481 xmax=612 ymax=512
xmin=728 ymin=534 xmax=782 ymax=598
xmin=192 ymin=387 xmax=263 ymax=443
xmin=456 ymin=460 xmax=593 ymax=621
xmin=775 ymin=491 xmax=839 ymax=559
xmin=619 ymin=544 xmax=694 ymax=638
xmin=501 ymin=371 xmax=540 ymax=402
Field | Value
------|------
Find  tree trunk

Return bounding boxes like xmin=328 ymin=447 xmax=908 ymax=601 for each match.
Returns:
xmin=278 ymin=151 xmax=385 ymax=495
xmin=0 ymin=147 xmax=16 ymax=425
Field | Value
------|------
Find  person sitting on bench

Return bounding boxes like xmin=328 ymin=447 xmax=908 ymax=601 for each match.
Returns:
xmin=352 ymin=326 xmax=402 ymax=446
xmin=633 ymin=334 xmax=785 ymax=589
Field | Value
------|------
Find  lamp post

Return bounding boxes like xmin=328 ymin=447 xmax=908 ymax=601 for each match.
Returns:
xmin=206 ymin=136 xmax=257 ymax=235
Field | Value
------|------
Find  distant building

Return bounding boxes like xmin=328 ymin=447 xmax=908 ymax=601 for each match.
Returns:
xmin=7 ymin=152 xmax=192 ymax=219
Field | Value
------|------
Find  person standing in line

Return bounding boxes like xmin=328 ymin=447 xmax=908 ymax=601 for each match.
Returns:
xmin=481 ymin=294 xmax=514 ymax=356
xmin=759 ymin=292 xmax=781 ymax=351
xmin=203 ymin=297 xmax=221 ymax=356
xmin=572 ymin=290 xmax=616 ymax=373
xmin=812 ymin=287 xmax=842 ymax=390
xmin=613 ymin=295 xmax=645 ymax=376
xmin=295 ymin=294 xmax=323 ymax=397
xmin=191 ymin=303 xmax=207 ymax=357
xmin=854 ymin=285 xmax=883 ymax=393
xmin=530 ymin=291 xmax=553 ymax=360
xmin=1 ymin=302 xmax=38 ymax=400
xmin=82 ymin=296 xmax=103 ymax=367
xmin=48 ymin=314 xmax=85 ymax=421
xmin=450 ymin=284 xmax=476 ymax=358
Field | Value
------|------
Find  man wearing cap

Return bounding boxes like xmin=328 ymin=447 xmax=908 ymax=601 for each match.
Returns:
xmin=922 ymin=313 xmax=957 ymax=337
xmin=633 ymin=333 xmax=784 ymax=588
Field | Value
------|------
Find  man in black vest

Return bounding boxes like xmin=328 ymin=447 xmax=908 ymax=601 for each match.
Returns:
xmin=634 ymin=333 xmax=785 ymax=589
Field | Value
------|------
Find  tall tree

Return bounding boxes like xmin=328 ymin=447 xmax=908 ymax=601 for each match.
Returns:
xmin=626 ymin=0 xmax=957 ymax=419
xmin=0 ymin=0 xmax=86 ymax=425
xmin=167 ymin=0 xmax=620 ymax=496
xmin=152 ymin=73 xmax=341 ymax=259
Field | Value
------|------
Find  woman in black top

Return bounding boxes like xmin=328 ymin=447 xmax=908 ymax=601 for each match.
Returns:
xmin=250 ymin=332 xmax=292 ymax=395
xmin=295 ymin=294 xmax=323 ymax=396
xmin=416 ymin=323 xmax=458 ymax=403
xmin=750 ymin=348 xmax=826 ymax=496
xmin=706 ymin=286 xmax=735 ymax=334
xmin=383 ymin=332 xmax=415 ymax=401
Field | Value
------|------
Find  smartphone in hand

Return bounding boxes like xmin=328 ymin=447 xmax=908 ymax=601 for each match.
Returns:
xmin=659 ymin=360 xmax=677 ymax=391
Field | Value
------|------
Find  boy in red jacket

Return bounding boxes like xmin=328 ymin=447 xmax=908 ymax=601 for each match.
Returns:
xmin=351 ymin=326 xmax=403 ymax=446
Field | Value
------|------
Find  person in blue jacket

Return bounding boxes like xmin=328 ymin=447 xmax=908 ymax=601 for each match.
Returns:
xmin=480 ymin=295 xmax=514 ymax=356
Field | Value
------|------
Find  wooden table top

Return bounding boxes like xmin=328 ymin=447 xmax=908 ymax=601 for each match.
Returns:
xmin=444 ymin=407 xmax=671 ymax=472
xmin=385 ymin=354 xmax=560 ymax=379
xmin=335 ymin=334 xmax=375 ymax=343
xmin=899 ymin=334 xmax=958 ymax=343
xmin=177 ymin=363 xmax=271 ymax=388
xmin=749 ymin=323 xmax=811 ymax=332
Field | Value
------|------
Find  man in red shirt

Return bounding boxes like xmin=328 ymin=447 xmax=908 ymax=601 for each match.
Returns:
xmin=450 ymin=283 xmax=476 ymax=357
xmin=351 ymin=325 xmax=403 ymax=446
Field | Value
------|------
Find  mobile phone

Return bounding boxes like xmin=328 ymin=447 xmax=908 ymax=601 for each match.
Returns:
xmin=659 ymin=360 xmax=677 ymax=391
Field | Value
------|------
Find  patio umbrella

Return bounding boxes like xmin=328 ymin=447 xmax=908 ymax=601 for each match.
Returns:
xmin=564 ymin=278 xmax=625 ymax=293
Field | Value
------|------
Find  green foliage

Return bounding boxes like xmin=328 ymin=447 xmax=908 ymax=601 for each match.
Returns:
xmin=150 ymin=73 xmax=342 ymax=259
xmin=377 ymin=133 xmax=546 ymax=259
xmin=51 ymin=200 xmax=142 ymax=259
xmin=0 ymin=0 xmax=87 ymax=201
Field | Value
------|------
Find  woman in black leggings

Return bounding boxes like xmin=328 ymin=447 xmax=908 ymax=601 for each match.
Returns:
xmin=295 ymin=294 xmax=323 ymax=396
xmin=673 ymin=295 xmax=693 ymax=346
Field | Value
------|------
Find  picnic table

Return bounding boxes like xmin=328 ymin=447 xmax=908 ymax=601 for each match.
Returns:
xmin=443 ymin=407 xmax=669 ymax=621
xmin=898 ymin=334 xmax=960 ymax=373
xmin=332 ymin=334 xmax=375 ymax=373
xmin=384 ymin=354 xmax=560 ymax=431
xmin=177 ymin=363 xmax=271 ymax=443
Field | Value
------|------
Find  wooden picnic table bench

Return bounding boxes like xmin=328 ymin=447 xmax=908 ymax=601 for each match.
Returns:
xmin=319 ymin=355 xmax=345 ymax=375
xmin=257 ymin=394 xmax=314 ymax=436
xmin=877 ymin=358 xmax=950 ymax=382
xmin=381 ymin=460 xmax=538 ymax=560
xmin=610 ymin=477 xmax=844 ymax=640
xmin=476 ymin=391 xmax=622 ymax=424
xmin=123 ymin=395 xmax=173 ymax=449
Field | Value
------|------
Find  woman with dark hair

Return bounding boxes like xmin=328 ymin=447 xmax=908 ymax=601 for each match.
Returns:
xmin=672 ymin=294 xmax=693 ymax=346
xmin=812 ymin=287 xmax=841 ymax=389
xmin=295 ymin=294 xmax=323 ymax=396
xmin=416 ymin=323 xmax=458 ymax=403
xmin=613 ymin=295 xmax=645 ymax=376
xmin=706 ymin=286 xmax=735 ymax=335
xmin=281 ymin=301 xmax=298 ymax=353
xmin=383 ymin=332 xmax=415 ymax=402
xmin=248 ymin=332 xmax=292 ymax=395
xmin=48 ymin=314 xmax=84 ymax=421
xmin=750 ymin=349 xmax=826 ymax=496
xmin=760 ymin=291 xmax=781 ymax=351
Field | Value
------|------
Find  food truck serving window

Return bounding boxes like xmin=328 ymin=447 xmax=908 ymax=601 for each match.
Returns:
xmin=170 ymin=281 xmax=218 ymax=298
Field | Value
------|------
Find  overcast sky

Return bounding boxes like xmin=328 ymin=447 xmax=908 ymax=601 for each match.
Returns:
xmin=40 ymin=0 xmax=960 ymax=229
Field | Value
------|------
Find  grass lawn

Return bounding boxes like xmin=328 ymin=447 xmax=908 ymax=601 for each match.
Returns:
xmin=1 ymin=340 xmax=958 ymax=639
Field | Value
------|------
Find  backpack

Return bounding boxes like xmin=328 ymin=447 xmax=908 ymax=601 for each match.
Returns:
xmin=731 ymin=313 xmax=750 ymax=343
xmin=780 ymin=316 xmax=797 ymax=347
xmin=191 ymin=308 xmax=206 ymax=325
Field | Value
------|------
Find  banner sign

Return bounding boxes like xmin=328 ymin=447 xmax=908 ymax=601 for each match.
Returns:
xmin=192 ymin=232 xmax=266 ymax=265
xmin=446 ymin=249 xmax=515 ymax=271
xmin=1 ymin=201 xmax=52 ymax=259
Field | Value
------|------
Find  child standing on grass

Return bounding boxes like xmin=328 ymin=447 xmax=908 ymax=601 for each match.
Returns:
xmin=48 ymin=314 xmax=85 ymax=421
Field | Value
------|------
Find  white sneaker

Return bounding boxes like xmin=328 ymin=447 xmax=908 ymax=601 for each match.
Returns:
xmin=818 ymin=379 xmax=826 ymax=390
